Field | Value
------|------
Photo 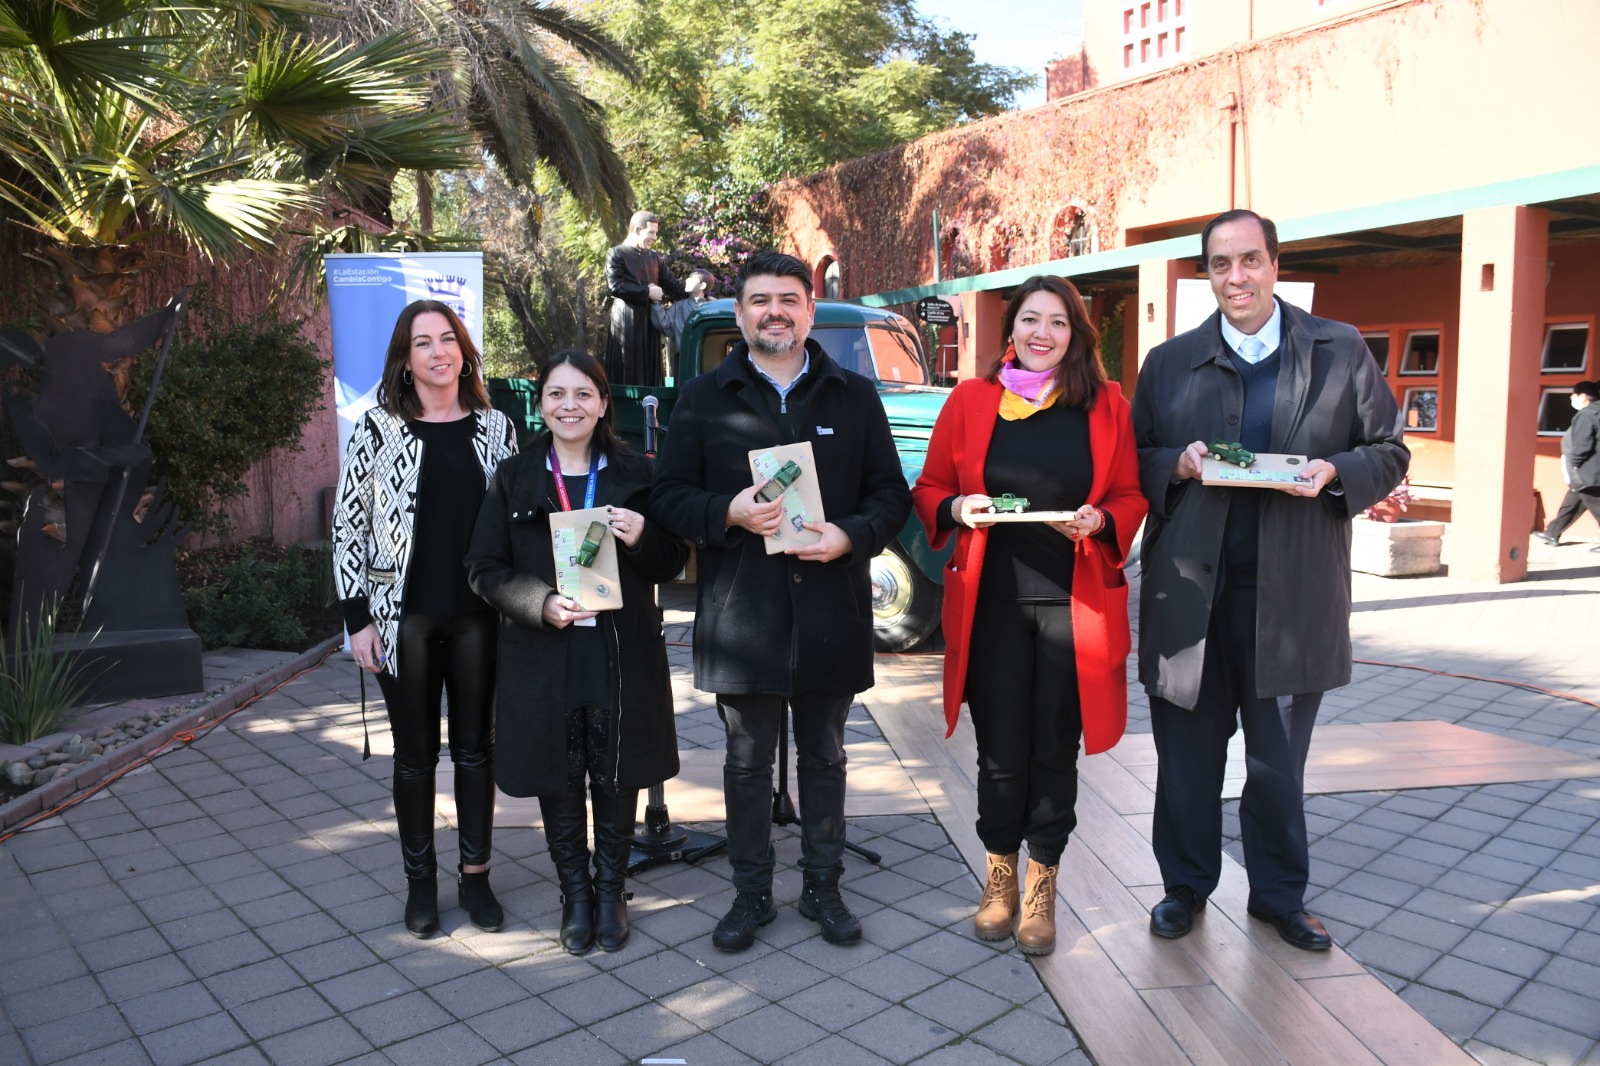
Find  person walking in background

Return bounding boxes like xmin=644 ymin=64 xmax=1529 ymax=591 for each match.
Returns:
xmin=1133 ymin=210 xmax=1408 ymax=951
xmin=332 ymin=300 xmax=518 ymax=939
xmin=654 ymin=268 xmax=715 ymax=381
xmin=1535 ymin=380 xmax=1600 ymax=549
xmin=467 ymin=350 xmax=687 ymax=955
xmin=606 ymin=210 xmax=685 ymax=386
xmin=651 ymin=251 xmax=911 ymax=953
xmin=912 ymin=275 xmax=1145 ymax=955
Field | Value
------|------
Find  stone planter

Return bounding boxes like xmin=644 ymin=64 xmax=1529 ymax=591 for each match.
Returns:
xmin=1350 ymin=516 xmax=1445 ymax=577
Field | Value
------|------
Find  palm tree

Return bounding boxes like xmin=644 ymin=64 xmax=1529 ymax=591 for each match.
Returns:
xmin=0 ymin=0 xmax=479 ymax=336
xmin=333 ymin=0 xmax=637 ymax=237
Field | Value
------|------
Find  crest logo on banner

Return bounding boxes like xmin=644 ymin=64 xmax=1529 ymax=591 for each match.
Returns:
xmin=324 ymin=252 xmax=486 ymax=457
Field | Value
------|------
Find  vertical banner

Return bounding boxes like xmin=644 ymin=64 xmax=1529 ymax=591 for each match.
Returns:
xmin=324 ymin=252 xmax=485 ymax=458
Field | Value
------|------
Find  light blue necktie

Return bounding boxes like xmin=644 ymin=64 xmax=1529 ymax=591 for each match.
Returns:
xmin=1238 ymin=336 xmax=1265 ymax=364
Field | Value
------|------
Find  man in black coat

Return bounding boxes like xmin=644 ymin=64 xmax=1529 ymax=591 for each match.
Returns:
xmin=606 ymin=210 xmax=685 ymax=387
xmin=1535 ymin=380 xmax=1600 ymax=548
xmin=651 ymin=251 xmax=911 ymax=952
xmin=1133 ymin=210 xmax=1408 ymax=952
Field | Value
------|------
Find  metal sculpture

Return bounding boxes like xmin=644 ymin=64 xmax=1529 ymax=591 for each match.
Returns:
xmin=2 ymin=291 xmax=201 ymax=698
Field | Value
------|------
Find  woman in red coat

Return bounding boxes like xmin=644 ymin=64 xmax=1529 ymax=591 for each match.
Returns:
xmin=913 ymin=275 xmax=1146 ymax=954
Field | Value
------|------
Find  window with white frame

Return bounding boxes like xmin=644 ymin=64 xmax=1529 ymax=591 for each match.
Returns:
xmin=1404 ymin=387 xmax=1439 ymax=432
xmin=1541 ymin=323 xmax=1590 ymax=374
xmin=1539 ymin=388 xmax=1577 ymax=436
xmin=1121 ymin=1 xmax=1187 ymax=71
xmin=1400 ymin=330 xmax=1440 ymax=375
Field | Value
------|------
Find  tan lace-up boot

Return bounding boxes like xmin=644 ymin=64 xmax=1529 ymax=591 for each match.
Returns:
xmin=1016 ymin=859 xmax=1059 ymax=955
xmin=974 ymin=852 xmax=1019 ymax=941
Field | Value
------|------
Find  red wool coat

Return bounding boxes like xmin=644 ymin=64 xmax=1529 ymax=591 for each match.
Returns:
xmin=912 ymin=378 xmax=1147 ymax=755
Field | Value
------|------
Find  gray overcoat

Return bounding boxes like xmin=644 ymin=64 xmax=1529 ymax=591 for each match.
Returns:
xmin=1131 ymin=299 xmax=1409 ymax=711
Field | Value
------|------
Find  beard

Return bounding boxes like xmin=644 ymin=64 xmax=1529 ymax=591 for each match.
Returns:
xmin=742 ymin=316 xmax=801 ymax=357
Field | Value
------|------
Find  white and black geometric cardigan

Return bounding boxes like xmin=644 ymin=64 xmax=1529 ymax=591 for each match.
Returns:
xmin=331 ymin=406 xmax=518 ymax=675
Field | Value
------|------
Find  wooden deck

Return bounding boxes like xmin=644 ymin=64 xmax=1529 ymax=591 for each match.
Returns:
xmin=856 ymin=653 xmax=1575 ymax=1066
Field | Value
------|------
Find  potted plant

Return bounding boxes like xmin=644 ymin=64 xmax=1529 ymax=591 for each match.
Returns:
xmin=1363 ymin=477 xmax=1415 ymax=523
xmin=1352 ymin=476 xmax=1444 ymax=576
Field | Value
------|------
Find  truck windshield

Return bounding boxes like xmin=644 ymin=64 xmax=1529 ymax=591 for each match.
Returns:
xmin=810 ymin=324 xmax=930 ymax=386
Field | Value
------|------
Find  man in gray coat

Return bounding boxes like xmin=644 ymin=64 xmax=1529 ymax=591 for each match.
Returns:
xmin=1535 ymin=380 xmax=1600 ymax=548
xmin=1132 ymin=210 xmax=1408 ymax=950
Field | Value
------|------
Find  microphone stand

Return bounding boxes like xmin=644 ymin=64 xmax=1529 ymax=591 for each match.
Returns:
xmin=628 ymin=392 xmax=728 ymax=872
xmin=772 ymin=701 xmax=881 ymax=865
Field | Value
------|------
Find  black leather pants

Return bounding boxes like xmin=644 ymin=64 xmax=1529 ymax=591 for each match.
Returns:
xmin=539 ymin=704 xmax=637 ymax=892
xmin=375 ymin=612 xmax=496 ymax=879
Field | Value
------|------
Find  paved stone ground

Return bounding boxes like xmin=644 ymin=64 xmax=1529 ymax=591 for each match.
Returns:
xmin=1124 ymin=543 xmax=1600 ymax=1066
xmin=0 ymin=625 xmax=1086 ymax=1065
xmin=3 ymin=547 xmax=1598 ymax=1064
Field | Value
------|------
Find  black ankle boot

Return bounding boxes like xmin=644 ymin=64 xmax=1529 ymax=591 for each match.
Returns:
xmin=457 ymin=865 xmax=503 ymax=932
xmin=404 ymin=876 xmax=438 ymax=938
xmin=540 ymin=793 xmax=596 ymax=954
xmin=591 ymin=788 xmax=638 ymax=952
xmin=799 ymin=866 xmax=861 ymax=945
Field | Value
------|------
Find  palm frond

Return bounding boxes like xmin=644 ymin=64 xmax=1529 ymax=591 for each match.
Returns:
xmin=150 ymin=176 xmax=317 ymax=254
xmin=515 ymin=0 xmax=637 ymax=80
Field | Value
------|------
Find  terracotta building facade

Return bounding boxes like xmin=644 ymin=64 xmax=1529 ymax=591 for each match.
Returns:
xmin=771 ymin=0 xmax=1600 ymax=583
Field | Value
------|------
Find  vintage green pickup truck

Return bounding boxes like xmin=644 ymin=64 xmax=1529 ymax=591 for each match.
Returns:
xmin=490 ymin=299 xmax=953 ymax=650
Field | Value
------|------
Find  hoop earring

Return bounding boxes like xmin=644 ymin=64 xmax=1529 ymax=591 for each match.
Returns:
xmin=403 ymin=369 xmax=413 ymax=385
xmin=461 ymin=362 xmax=472 ymax=378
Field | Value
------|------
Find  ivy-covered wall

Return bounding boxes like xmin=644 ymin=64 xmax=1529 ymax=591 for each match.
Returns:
xmin=771 ymin=0 xmax=1596 ymax=301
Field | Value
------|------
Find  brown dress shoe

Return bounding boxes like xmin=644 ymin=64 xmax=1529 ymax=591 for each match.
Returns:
xmin=1016 ymin=859 xmax=1059 ymax=955
xmin=974 ymin=852 xmax=1019 ymax=941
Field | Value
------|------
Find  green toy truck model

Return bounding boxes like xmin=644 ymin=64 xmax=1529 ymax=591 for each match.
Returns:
xmin=754 ymin=460 xmax=804 ymax=503
xmin=576 ymin=520 xmax=606 ymax=567
xmin=490 ymin=300 xmax=954 ymax=651
xmin=986 ymin=494 xmax=1029 ymax=514
xmin=1207 ymin=440 xmax=1257 ymax=468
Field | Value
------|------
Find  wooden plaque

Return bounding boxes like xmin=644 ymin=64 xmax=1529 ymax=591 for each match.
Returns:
xmin=548 ymin=506 xmax=623 ymax=613
xmin=1201 ymin=452 xmax=1313 ymax=488
xmin=748 ymin=442 xmax=826 ymax=555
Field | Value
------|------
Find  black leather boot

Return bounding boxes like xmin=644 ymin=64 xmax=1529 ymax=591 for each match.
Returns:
xmin=392 ymin=758 xmax=439 ymax=938
xmin=540 ymin=793 xmax=595 ymax=954
xmin=799 ymin=866 xmax=862 ymax=944
xmin=457 ymin=865 xmax=503 ymax=932
xmin=404 ymin=876 xmax=438 ymax=938
xmin=591 ymin=787 xmax=639 ymax=952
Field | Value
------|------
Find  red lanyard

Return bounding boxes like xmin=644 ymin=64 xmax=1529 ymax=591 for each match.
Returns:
xmin=550 ymin=449 xmax=598 ymax=511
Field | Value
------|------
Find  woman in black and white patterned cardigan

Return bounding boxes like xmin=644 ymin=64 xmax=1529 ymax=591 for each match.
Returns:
xmin=332 ymin=300 xmax=517 ymax=939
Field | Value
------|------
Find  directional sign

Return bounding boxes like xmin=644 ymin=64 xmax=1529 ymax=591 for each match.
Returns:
xmin=916 ymin=296 xmax=956 ymax=325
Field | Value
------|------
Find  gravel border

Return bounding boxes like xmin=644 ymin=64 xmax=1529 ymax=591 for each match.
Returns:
xmin=0 ymin=635 xmax=342 ymax=833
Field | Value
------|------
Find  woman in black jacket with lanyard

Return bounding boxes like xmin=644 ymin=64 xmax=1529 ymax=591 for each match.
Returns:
xmin=467 ymin=350 xmax=688 ymax=954
xmin=332 ymin=300 xmax=517 ymax=939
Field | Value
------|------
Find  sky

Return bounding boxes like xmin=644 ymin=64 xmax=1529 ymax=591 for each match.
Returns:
xmin=914 ymin=0 xmax=1087 ymax=111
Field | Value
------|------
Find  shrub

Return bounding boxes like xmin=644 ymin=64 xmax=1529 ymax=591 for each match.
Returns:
xmin=127 ymin=284 xmax=327 ymax=538
xmin=0 ymin=597 xmax=98 ymax=743
xmin=183 ymin=544 xmax=334 ymax=650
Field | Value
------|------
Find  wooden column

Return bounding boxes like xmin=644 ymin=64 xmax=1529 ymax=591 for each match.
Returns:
xmin=1450 ymin=205 xmax=1548 ymax=583
xmin=1137 ymin=258 xmax=1182 ymax=370
xmin=957 ymin=289 xmax=1006 ymax=381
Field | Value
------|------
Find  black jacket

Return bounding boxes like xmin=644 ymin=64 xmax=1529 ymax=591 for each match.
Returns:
xmin=466 ymin=440 xmax=688 ymax=798
xmin=650 ymin=341 xmax=911 ymax=697
xmin=1564 ymin=402 xmax=1600 ymax=491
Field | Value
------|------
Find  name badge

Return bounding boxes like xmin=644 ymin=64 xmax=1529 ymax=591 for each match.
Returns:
xmin=817 ymin=426 xmax=834 ymax=435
